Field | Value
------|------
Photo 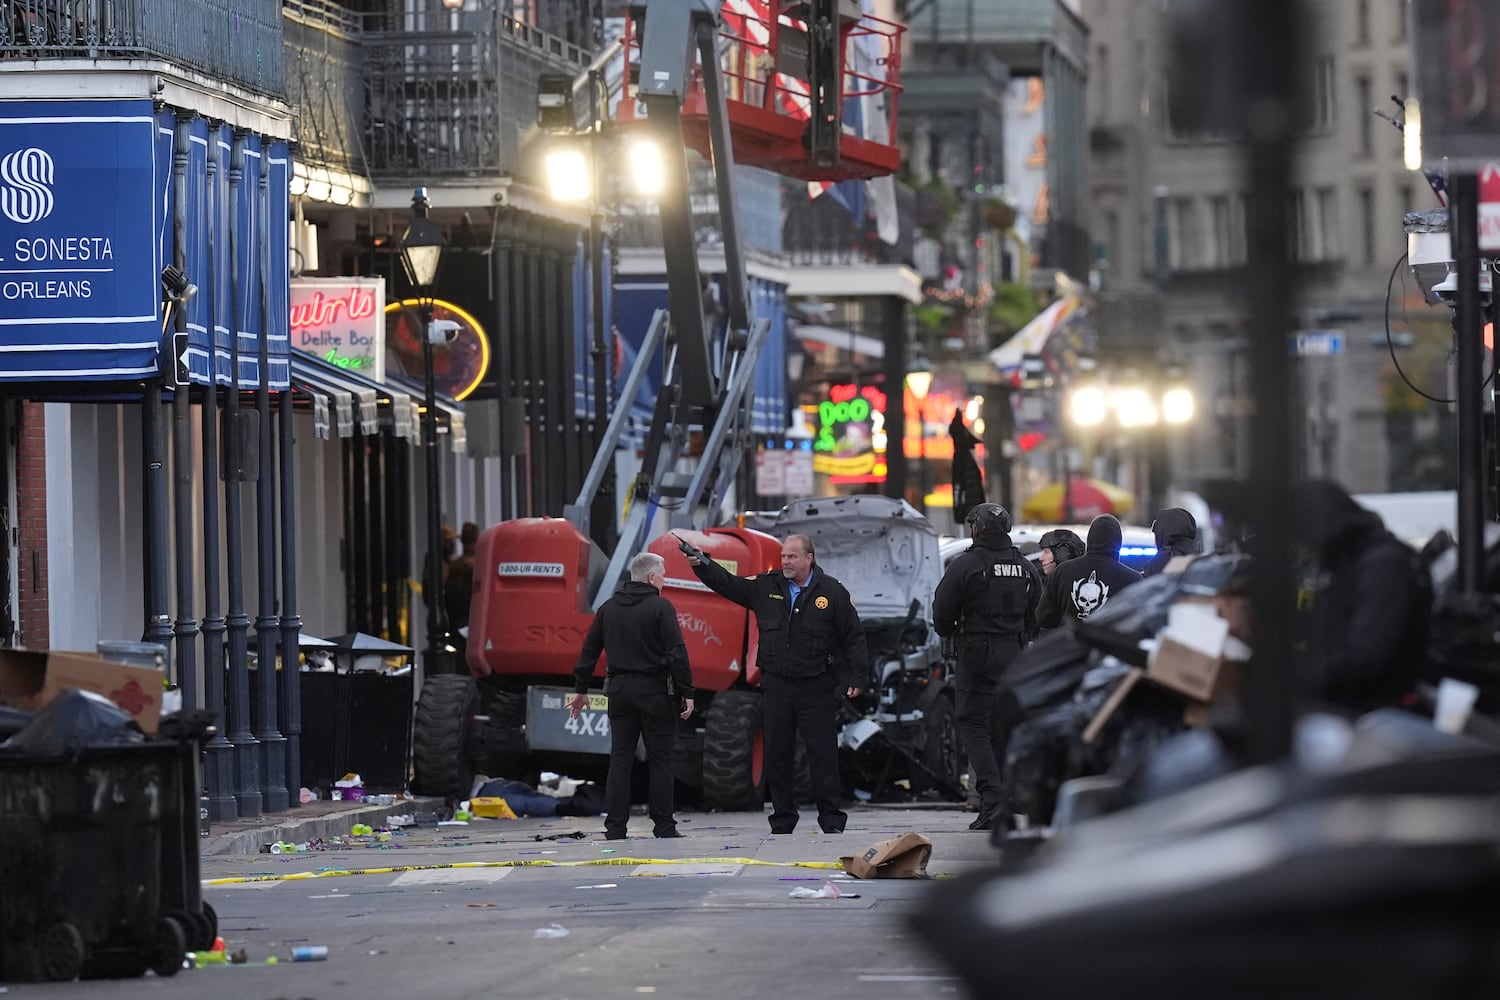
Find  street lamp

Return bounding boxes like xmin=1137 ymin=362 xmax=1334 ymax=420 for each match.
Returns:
xmin=906 ymin=356 xmax=933 ymax=510
xmin=399 ymin=187 xmax=453 ymax=673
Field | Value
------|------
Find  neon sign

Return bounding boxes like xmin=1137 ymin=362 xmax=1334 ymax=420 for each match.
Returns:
xmin=290 ymin=278 xmax=387 ymax=380
xmin=815 ymin=382 xmax=886 ymax=454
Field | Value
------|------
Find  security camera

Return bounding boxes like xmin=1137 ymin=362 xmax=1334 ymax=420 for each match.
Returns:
xmin=1405 ymin=209 xmax=1494 ymax=307
xmin=427 ymin=318 xmax=462 ymax=344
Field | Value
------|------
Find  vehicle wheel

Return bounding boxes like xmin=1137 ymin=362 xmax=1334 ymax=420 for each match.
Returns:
xmin=471 ymin=689 xmax=529 ymax=781
xmin=701 ymin=691 xmax=764 ymax=811
xmin=199 ymin=902 xmax=218 ymax=953
xmin=910 ymin=694 xmax=964 ymax=799
xmin=40 ymin=921 xmax=85 ymax=982
xmin=411 ymin=674 xmax=478 ymax=799
xmin=149 ymin=915 xmax=186 ymax=978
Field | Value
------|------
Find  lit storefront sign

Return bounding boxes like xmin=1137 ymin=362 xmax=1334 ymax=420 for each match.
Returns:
xmin=813 ymin=382 xmax=887 ymax=480
xmin=384 ymin=298 xmax=490 ymax=401
xmin=290 ymin=278 xmax=386 ymax=379
xmin=0 ymin=101 xmax=160 ymax=380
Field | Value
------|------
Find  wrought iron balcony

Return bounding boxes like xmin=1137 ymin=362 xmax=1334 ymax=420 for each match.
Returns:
xmin=362 ymin=10 xmax=589 ymax=180
xmin=0 ymin=0 xmax=284 ymax=98
xmin=782 ymin=180 xmax=915 ymax=268
xmin=283 ymin=0 xmax=364 ymax=179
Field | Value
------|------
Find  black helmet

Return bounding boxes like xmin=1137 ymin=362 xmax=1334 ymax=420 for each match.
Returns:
xmin=966 ymin=502 xmax=1012 ymax=537
xmin=1038 ymin=528 xmax=1086 ymax=563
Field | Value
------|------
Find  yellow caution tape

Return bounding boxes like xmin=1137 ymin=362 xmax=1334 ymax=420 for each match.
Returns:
xmin=203 ymin=855 xmax=842 ymax=886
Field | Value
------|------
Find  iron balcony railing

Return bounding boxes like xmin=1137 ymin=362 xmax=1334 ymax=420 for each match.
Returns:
xmin=363 ymin=9 xmax=589 ymax=180
xmin=283 ymin=0 xmax=365 ymax=178
xmin=0 ymin=0 xmax=283 ymax=98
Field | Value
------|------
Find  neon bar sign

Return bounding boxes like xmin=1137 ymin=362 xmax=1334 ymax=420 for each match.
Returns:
xmin=290 ymin=278 xmax=387 ymax=380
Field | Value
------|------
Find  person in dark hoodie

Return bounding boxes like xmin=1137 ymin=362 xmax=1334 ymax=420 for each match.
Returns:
xmin=1037 ymin=513 xmax=1143 ymax=627
xmin=684 ymin=534 xmax=868 ymax=835
xmin=571 ymin=552 xmax=695 ymax=840
xmin=1291 ymin=479 xmax=1431 ymax=714
xmin=933 ymin=503 xmax=1044 ymax=830
xmin=1141 ymin=507 xmax=1199 ymax=577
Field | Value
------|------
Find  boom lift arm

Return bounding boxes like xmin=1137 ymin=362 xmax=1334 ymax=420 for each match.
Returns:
xmin=565 ymin=0 xmax=775 ymax=608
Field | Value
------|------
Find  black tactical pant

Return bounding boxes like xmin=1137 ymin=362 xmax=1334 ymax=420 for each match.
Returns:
xmin=954 ymin=634 xmax=1025 ymax=815
xmin=761 ymin=672 xmax=846 ymax=833
xmin=604 ymin=674 xmax=678 ymax=837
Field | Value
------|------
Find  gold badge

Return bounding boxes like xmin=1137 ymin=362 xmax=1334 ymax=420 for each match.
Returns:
xmin=815 ymin=596 xmax=829 ymax=609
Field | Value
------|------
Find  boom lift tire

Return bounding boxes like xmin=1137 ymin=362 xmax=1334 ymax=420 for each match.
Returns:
xmin=411 ymin=674 xmax=478 ymax=799
xmin=472 ymin=688 xmax=531 ymax=783
xmin=701 ymin=690 xmax=765 ymax=811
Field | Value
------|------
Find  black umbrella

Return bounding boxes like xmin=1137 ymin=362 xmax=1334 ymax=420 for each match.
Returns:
xmin=950 ymin=408 xmax=986 ymax=525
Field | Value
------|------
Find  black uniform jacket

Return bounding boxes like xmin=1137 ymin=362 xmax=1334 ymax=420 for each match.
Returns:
xmin=932 ymin=539 xmax=1043 ymax=640
xmin=691 ymin=558 xmax=870 ymax=689
xmin=1037 ymin=515 xmax=1143 ymax=627
xmin=573 ymin=581 xmax=694 ymax=699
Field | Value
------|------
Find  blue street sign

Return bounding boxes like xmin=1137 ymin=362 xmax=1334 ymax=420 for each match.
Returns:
xmin=0 ymin=100 xmax=160 ymax=381
xmin=1291 ymin=329 xmax=1344 ymax=357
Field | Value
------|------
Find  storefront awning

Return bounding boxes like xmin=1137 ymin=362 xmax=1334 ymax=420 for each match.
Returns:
xmin=795 ymin=324 xmax=885 ymax=359
xmin=385 ymin=373 xmax=467 ymax=454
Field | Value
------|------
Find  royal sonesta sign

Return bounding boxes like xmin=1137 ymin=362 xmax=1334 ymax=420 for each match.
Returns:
xmin=0 ymin=100 xmax=159 ymax=380
xmin=290 ymin=278 xmax=386 ymax=380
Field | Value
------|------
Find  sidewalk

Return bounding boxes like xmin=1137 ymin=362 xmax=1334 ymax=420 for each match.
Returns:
xmin=202 ymin=796 xmax=446 ymax=856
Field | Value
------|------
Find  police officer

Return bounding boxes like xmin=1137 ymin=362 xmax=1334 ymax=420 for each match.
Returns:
xmin=933 ymin=503 xmax=1043 ymax=831
xmin=684 ymin=534 xmax=867 ymax=835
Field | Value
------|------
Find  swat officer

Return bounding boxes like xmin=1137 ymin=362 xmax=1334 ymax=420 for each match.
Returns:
xmin=932 ymin=503 xmax=1043 ymax=831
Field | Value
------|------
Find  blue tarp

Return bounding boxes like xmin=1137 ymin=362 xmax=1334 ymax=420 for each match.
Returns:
xmin=613 ymin=274 xmax=787 ymax=435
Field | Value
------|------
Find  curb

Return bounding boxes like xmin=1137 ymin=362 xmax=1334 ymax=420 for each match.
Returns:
xmin=202 ymin=798 xmax=445 ymax=856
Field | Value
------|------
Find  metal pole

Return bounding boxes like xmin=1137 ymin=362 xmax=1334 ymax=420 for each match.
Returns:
xmin=169 ymin=113 xmax=198 ymax=702
xmin=423 ymin=296 xmax=453 ymax=672
xmin=882 ymin=297 xmax=909 ymax=500
xmin=277 ymin=387 xmax=303 ymax=806
xmin=254 ymin=160 xmax=288 ymax=813
xmin=1451 ymin=172 xmax=1485 ymax=598
xmin=224 ymin=130 xmax=262 ymax=817
xmin=201 ymin=135 xmax=235 ymax=822
xmin=141 ymin=381 xmax=173 ymax=661
xmin=1239 ymin=0 xmax=1300 ymax=764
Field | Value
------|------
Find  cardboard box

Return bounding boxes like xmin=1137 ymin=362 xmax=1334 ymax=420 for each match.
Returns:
xmin=0 ymin=648 xmax=163 ymax=734
xmin=840 ymin=831 xmax=932 ymax=879
xmin=1179 ymin=594 xmax=1252 ymax=643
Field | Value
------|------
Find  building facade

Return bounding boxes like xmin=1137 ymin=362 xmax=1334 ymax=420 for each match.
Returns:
xmin=1081 ymin=0 xmax=1448 ymax=502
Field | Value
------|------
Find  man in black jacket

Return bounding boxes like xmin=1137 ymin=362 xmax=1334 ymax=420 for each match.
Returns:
xmin=1141 ymin=507 xmax=1199 ymax=577
xmin=685 ymin=534 xmax=868 ymax=834
xmin=1291 ymin=479 xmax=1431 ymax=713
xmin=933 ymin=503 xmax=1044 ymax=830
xmin=1037 ymin=514 xmax=1143 ymax=627
xmin=570 ymin=552 xmax=695 ymax=840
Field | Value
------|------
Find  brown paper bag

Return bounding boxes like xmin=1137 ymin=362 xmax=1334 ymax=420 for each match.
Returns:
xmin=839 ymin=832 xmax=933 ymax=879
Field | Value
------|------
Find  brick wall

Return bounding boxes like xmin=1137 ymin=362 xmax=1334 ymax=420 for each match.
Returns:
xmin=15 ymin=401 xmax=48 ymax=649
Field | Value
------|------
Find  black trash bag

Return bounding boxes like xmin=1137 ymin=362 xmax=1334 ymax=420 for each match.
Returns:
xmin=1424 ymin=592 xmax=1500 ymax=715
xmin=1125 ymin=726 xmax=1236 ymax=805
xmin=1001 ymin=661 xmax=1133 ymax=828
xmin=0 ymin=689 xmax=144 ymax=755
xmin=1003 ymin=629 xmax=1098 ymax=712
xmin=1101 ymin=683 xmax=1187 ymax=785
xmin=0 ymin=704 xmax=33 ymax=740
xmin=1075 ymin=553 xmax=1253 ymax=665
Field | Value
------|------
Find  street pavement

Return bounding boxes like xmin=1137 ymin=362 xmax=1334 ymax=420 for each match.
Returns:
xmin=35 ymin=801 xmax=1000 ymax=999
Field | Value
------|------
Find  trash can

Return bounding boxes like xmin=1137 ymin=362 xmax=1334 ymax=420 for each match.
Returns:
xmin=0 ymin=729 xmax=213 ymax=982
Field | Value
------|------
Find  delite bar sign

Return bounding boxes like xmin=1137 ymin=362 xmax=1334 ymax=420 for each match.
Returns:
xmin=498 ymin=562 xmax=566 ymax=578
